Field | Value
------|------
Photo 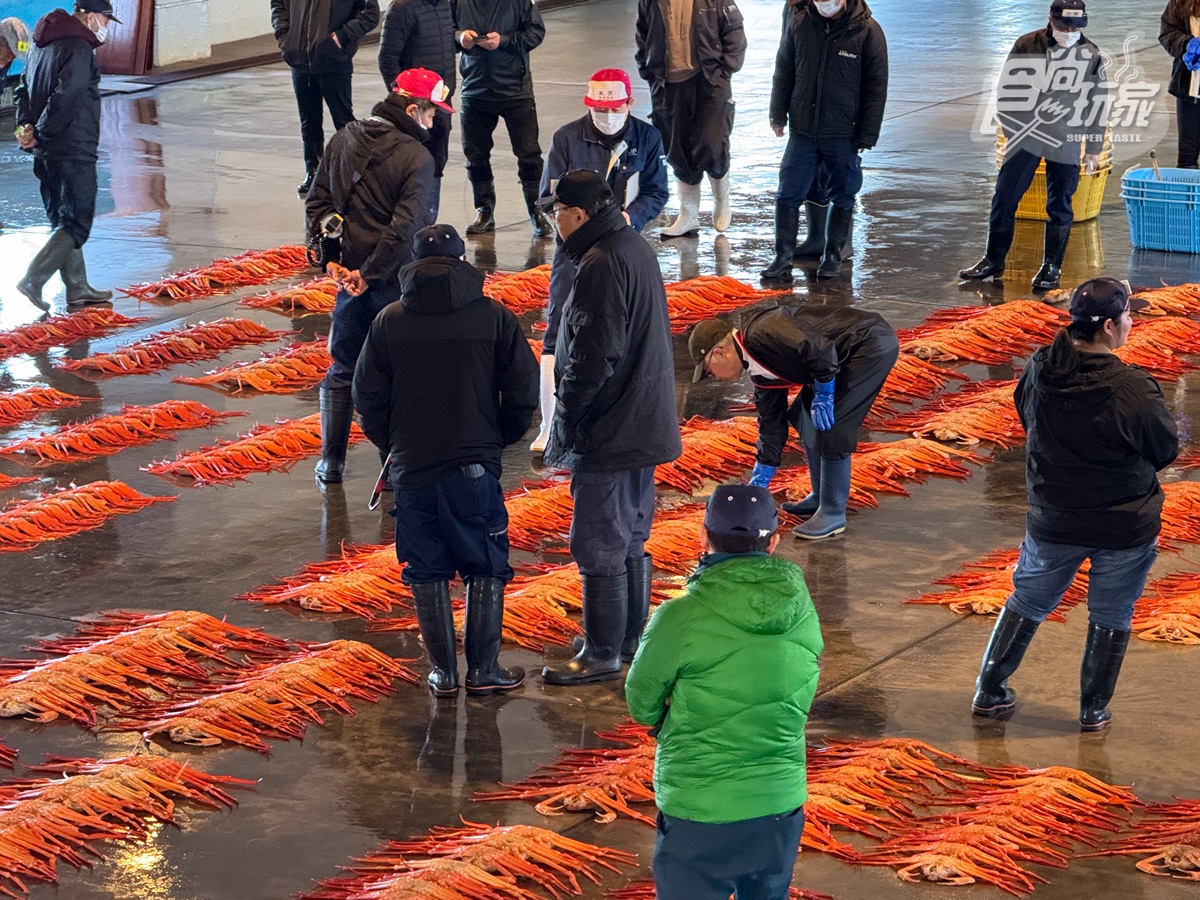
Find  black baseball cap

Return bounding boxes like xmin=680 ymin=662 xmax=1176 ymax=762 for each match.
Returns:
xmin=704 ymin=484 xmax=778 ymax=539
xmin=1069 ymin=277 xmax=1147 ymax=322
xmin=75 ymin=0 xmax=121 ymax=22
xmin=413 ymin=224 xmax=465 ymax=260
xmin=1050 ymin=0 xmax=1087 ymax=29
xmin=688 ymin=318 xmax=736 ymax=383
xmin=536 ymin=169 xmax=614 ymax=213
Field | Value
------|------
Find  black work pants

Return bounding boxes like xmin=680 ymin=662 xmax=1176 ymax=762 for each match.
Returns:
xmin=395 ymin=465 xmax=514 ymax=585
xmin=989 ymin=148 xmax=1080 ymax=230
xmin=291 ymin=68 xmax=355 ymax=171
xmin=653 ymin=808 xmax=806 ymax=900
xmin=649 ymin=73 xmax=734 ymax=185
xmin=459 ymin=96 xmax=543 ymax=185
xmin=33 ymin=155 xmax=97 ymax=248
xmin=568 ymin=467 xmax=656 ymax=578
xmin=1177 ymin=96 xmax=1200 ymax=169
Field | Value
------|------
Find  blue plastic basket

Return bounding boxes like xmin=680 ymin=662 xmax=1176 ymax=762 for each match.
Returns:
xmin=1121 ymin=167 xmax=1200 ymax=253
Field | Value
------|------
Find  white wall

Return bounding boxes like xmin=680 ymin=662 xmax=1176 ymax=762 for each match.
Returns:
xmin=154 ymin=0 xmax=275 ymax=67
xmin=208 ymin=0 xmax=273 ymax=46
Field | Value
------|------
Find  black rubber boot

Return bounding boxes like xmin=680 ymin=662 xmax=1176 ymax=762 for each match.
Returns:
xmin=62 ymin=249 xmax=113 ymax=305
xmin=16 ymin=229 xmax=74 ymax=312
xmin=298 ymin=168 xmax=317 ymax=196
xmin=971 ymin=607 xmax=1040 ymax=718
xmin=793 ymin=201 xmax=830 ymax=260
xmin=781 ymin=440 xmax=822 ymax=517
xmin=958 ymin=224 xmax=1015 ymax=281
xmin=522 ymin=180 xmax=554 ymax=238
xmin=464 ymin=576 xmax=525 ymax=696
xmin=314 ymin=387 xmax=354 ymax=485
xmin=542 ymin=573 xmax=627 ymax=685
xmin=466 ymin=180 xmax=496 ymax=234
xmin=621 ymin=554 xmax=652 ymax=662
xmin=1032 ymin=223 xmax=1071 ymax=292
xmin=411 ymin=581 xmax=460 ymax=697
xmin=298 ymin=142 xmax=322 ymax=195
xmin=1079 ymin=624 xmax=1130 ymax=732
xmin=816 ymin=206 xmax=854 ymax=279
xmin=760 ymin=201 xmax=801 ymax=283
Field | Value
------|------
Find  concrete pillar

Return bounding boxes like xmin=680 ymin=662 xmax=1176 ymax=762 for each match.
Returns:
xmin=154 ymin=0 xmax=212 ymax=66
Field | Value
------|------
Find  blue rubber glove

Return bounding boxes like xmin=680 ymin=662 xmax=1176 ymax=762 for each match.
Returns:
xmin=747 ymin=463 xmax=777 ymax=488
xmin=1186 ymin=37 xmax=1200 ymax=71
xmin=811 ymin=378 xmax=836 ymax=431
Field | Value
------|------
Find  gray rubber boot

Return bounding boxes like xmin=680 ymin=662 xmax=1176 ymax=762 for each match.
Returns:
xmin=63 ymin=249 xmax=113 ymax=305
xmin=16 ymin=229 xmax=74 ymax=311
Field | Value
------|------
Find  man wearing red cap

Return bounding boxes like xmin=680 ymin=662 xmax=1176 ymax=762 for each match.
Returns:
xmin=305 ymin=69 xmax=445 ymax=486
xmin=529 ymin=68 xmax=669 ymax=455
xmin=635 ymin=0 xmax=746 ymax=238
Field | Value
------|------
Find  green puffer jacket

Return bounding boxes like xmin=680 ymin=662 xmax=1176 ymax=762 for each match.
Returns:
xmin=625 ymin=554 xmax=823 ymax=824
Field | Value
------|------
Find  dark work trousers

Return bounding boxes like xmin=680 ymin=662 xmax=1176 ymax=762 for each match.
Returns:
xmin=291 ymin=68 xmax=355 ymax=171
xmin=569 ymin=467 xmax=656 ymax=577
xmin=792 ymin=332 xmax=900 ymax=459
xmin=1177 ymin=96 xmax=1200 ymax=168
xmin=989 ymin=148 xmax=1080 ymax=230
xmin=542 ymin=251 xmax=574 ymax=356
xmin=33 ymin=155 xmax=97 ymax=248
xmin=323 ymin=283 xmax=403 ymax=391
xmin=459 ymin=96 xmax=544 ymax=185
xmin=650 ymin=73 xmax=734 ymax=185
xmin=654 ymin=807 xmax=806 ymax=900
xmin=394 ymin=465 xmax=515 ymax=584
xmin=776 ymin=134 xmax=862 ymax=210
xmin=428 ymin=109 xmax=452 ymax=218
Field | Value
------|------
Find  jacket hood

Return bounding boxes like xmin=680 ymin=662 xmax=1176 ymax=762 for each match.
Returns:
xmin=399 ymin=257 xmax=486 ymax=314
xmin=691 ymin=556 xmax=808 ymax=635
xmin=370 ymin=93 xmax=431 ymax=142
xmin=34 ymin=9 xmax=99 ymax=47
xmin=1025 ymin=345 xmax=1128 ymax=414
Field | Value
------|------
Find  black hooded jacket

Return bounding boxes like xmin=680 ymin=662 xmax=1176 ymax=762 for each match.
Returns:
xmin=770 ymin=0 xmax=888 ymax=148
xmin=544 ymin=203 xmax=682 ymax=473
xmin=1160 ymin=0 xmax=1200 ymax=100
xmin=378 ymin=0 xmax=457 ymax=92
xmin=271 ymin=0 xmax=380 ymax=74
xmin=305 ymin=93 xmax=436 ymax=287
xmin=1016 ymin=347 xmax=1179 ymax=550
xmin=353 ymin=256 xmax=539 ymax=487
xmin=15 ymin=10 xmax=101 ymax=162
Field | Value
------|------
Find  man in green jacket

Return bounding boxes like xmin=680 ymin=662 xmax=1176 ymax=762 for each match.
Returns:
xmin=625 ymin=484 xmax=823 ymax=900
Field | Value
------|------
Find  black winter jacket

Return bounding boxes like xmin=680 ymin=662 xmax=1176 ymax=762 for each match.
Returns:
xmin=769 ymin=0 xmax=888 ymax=148
xmin=1160 ymin=0 xmax=1200 ymax=100
xmin=735 ymin=305 xmax=895 ymax=466
xmin=271 ymin=0 xmax=380 ymax=74
xmin=378 ymin=0 xmax=456 ymax=93
xmin=353 ymin=257 xmax=539 ymax=487
xmin=998 ymin=28 xmax=1107 ymax=161
xmin=15 ymin=10 xmax=100 ymax=162
xmin=306 ymin=93 xmax=436 ymax=288
xmin=544 ymin=203 xmax=682 ymax=473
xmin=1016 ymin=347 xmax=1178 ymax=550
xmin=635 ymin=0 xmax=746 ymax=91
xmin=455 ymin=0 xmax=544 ymax=101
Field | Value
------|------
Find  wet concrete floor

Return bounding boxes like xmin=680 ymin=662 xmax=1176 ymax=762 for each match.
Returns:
xmin=1 ymin=0 xmax=1199 ymax=896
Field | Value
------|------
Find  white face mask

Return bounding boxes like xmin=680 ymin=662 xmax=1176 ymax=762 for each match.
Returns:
xmin=1052 ymin=27 xmax=1081 ymax=47
xmin=92 ymin=18 xmax=109 ymax=42
xmin=814 ymin=0 xmax=844 ymax=17
xmin=590 ymin=109 xmax=629 ymax=136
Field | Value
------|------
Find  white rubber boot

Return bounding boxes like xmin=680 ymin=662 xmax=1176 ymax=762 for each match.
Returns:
xmin=661 ymin=180 xmax=701 ymax=239
xmin=709 ymin=174 xmax=731 ymax=232
xmin=530 ymin=355 xmax=556 ymax=453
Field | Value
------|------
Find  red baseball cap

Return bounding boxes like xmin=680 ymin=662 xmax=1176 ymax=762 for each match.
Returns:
xmin=585 ymin=69 xmax=633 ymax=110
xmin=393 ymin=68 xmax=455 ymax=113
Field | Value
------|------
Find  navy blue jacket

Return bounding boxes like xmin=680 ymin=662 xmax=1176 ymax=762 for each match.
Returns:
xmin=540 ymin=114 xmax=669 ymax=303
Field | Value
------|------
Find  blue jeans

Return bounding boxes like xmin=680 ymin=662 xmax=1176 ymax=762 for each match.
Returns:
xmin=323 ymin=283 xmax=402 ymax=390
xmin=394 ymin=467 xmax=513 ymax=585
xmin=776 ymin=135 xmax=862 ymax=210
xmin=653 ymin=807 xmax=806 ymax=900
xmin=1005 ymin=533 xmax=1158 ymax=631
xmin=990 ymin=148 xmax=1080 ymax=230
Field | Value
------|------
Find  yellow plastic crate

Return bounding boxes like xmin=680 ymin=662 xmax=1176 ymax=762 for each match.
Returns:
xmin=1016 ymin=162 xmax=1109 ymax=222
